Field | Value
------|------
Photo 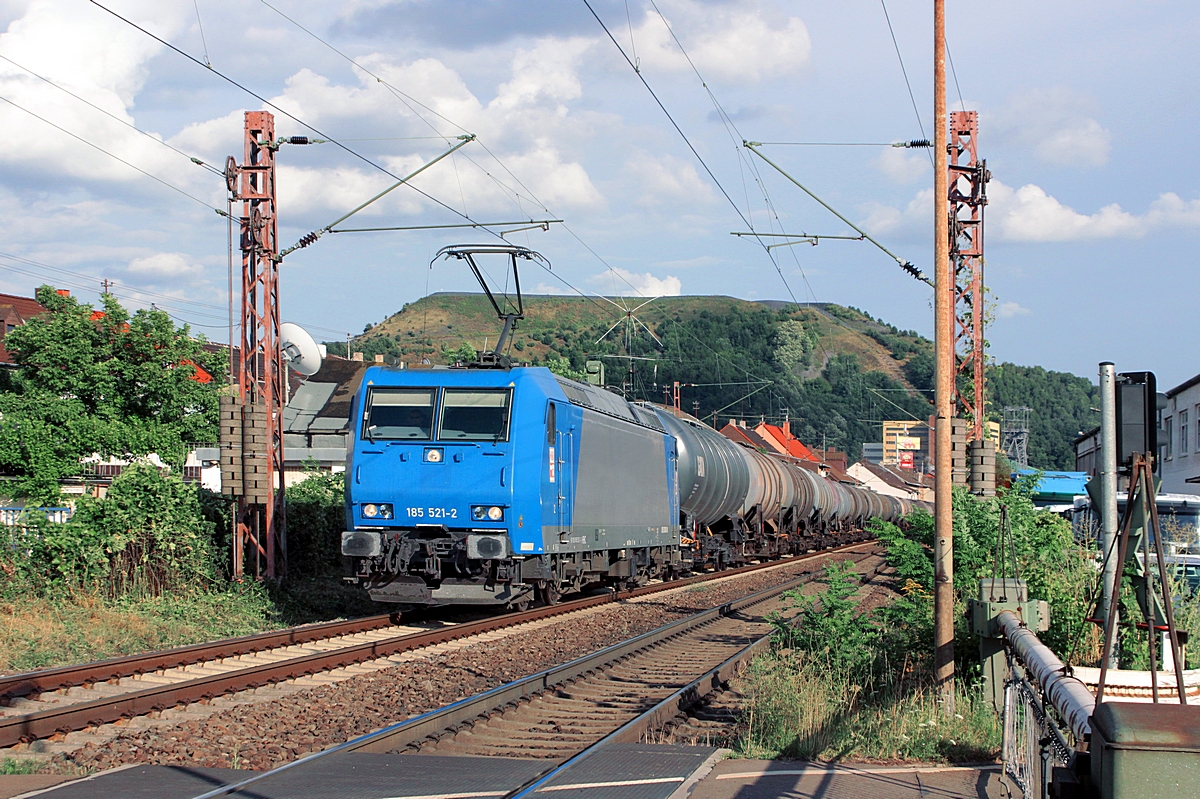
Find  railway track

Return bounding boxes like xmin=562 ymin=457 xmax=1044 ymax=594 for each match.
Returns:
xmin=188 ymin=547 xmax=884 ymax=799
xmin=0 ymin=543 xmax=870 ymax=750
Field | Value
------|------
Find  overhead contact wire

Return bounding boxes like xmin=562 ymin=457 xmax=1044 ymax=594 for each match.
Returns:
xmin=0 ymin=52 xmax=224 ymax=176
xmin=583 ymin=0 xmax=801 ymax=307
xmin=0 ymin=92 xmax=225 ymax=215
xmin=86 ymin=0 xmax=495 ymax=234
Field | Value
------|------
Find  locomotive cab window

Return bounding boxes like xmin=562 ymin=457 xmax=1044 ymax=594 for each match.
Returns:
xmin=363 ymin=388 xmax=436 ymax=440
xmin=439 ymin=389 xmax=511 ymax=442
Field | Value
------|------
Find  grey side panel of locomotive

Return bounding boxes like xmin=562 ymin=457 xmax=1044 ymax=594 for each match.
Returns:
xmin=545 ymin=409 xmax=674 ymax=552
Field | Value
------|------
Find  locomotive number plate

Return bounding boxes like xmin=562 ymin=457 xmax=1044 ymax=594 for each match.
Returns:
xmin=406 ymin=507 xmax=459 ymax=519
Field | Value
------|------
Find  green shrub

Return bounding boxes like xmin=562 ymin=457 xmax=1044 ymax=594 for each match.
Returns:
xmin=285 ymin=470 xmax=346 ymax=577
xmin=4 ymin=464 xmax=217 ymax=598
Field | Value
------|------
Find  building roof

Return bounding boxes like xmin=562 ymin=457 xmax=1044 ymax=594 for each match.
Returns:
xmin=754 ymin=422 xmax=821 ymax=462
xmin=1013 ymin=469 xmax=1091 ymax=499
xmin=0 ymin=292 xmax=47 ymax=365
xmin=1167 ymin=372 xmax=1200 ymax=399
xmin=719 ymin=422 xmax=773 ymax=451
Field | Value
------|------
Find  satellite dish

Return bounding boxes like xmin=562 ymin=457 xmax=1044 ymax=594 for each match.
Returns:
xmin=279 ymin=322 xmax=323 ymax=376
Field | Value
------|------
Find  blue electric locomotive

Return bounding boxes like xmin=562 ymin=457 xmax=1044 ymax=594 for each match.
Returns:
xmin=341 ymin=364 xmax=683 ymax=608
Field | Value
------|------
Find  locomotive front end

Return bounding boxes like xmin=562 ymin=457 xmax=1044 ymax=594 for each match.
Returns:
xmin=342 ymin=366 xmax=545 ymax=608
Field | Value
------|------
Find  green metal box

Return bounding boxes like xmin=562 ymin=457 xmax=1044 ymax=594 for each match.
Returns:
xmin=1090 ymin=702 xmax=1200 ymax=799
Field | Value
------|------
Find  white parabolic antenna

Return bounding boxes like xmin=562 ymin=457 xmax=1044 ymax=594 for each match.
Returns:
xmin=279 ymin=322 xmax=324 ymax=376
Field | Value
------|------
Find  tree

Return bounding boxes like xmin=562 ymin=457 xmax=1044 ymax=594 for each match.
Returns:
xmin=0 ymin=287 xmax=219 ymax=500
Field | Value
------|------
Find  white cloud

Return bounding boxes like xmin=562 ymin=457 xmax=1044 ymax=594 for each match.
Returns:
xmin=992 ymin=87 xmax=1112 ymax=168
xmin=631 ymin=0 xmax=811 ymax=82
xmin=862 ymin=182 xmax=1200 ymax=243
xmin=997 ymin=301 xmax=1031 ymax=318
xmin=875 ymin=147 xmax=929 ymax=185
xmin=591 ymin=267 xmax=682 ymax=297
xmin=621 ymin=151 xmax=714 ymax=208
xmin=127 ymin=252 xmax=202 ymax=277
xmin=860 ymin=188 xmax=932 ymax=237
xmin=0 ymin=1 xmax=201 ymax=188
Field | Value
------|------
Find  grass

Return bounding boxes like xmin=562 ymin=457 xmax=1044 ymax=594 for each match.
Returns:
xmin=0 ymin=575 xmax=382 ymax=674
xmin=0 ymin=758 xmax=48 ymax=775
xmin=730 ymin=649 xmax=1001 ymax=763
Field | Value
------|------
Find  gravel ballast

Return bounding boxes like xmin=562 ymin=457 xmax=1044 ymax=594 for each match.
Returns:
xmin=60 ymin=548 xmax=878 ymax=772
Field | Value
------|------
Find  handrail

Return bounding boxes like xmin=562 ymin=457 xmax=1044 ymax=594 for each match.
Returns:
xmin=996 ymin=610 xmax=1095 ymax=740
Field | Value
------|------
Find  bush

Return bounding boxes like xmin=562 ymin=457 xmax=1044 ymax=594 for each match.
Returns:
xmin=285 ymin=470 xmax=346 ymax=577
xmin=3 ymin=464 xmax=217 ymax=598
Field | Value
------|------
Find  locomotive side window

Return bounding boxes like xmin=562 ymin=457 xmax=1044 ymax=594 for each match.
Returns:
xmin=364 ymin=388 xmax=436 ymax=440
xmin=439 ymin=389 xmax=511 ymax=442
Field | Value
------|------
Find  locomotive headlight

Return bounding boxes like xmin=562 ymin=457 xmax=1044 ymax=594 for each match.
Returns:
xmin=471 ymin=505 xmax=505 ymax=522
xmin=424 ymin=447 xmax=444 ymax=463
xmin=362 ymin=503 xmax=393 ymax=520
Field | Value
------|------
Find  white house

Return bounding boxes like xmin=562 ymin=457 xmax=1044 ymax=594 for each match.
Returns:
xmin=1161 ymin=372 xmax=1200 ymax=495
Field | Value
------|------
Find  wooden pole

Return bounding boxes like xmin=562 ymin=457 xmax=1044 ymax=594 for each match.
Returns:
xmin=933 ymin=0 xmax=956 ymax=714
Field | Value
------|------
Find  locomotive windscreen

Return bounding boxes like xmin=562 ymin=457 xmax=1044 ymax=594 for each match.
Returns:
xmin=364 ymin=387 xmax=435 ymax=439
xmin=439 ymin=389 xmax=511 ymax=441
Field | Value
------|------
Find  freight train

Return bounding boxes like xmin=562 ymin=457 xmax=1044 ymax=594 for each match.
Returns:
xmin=340 ymin=363 xmax=928 ymax=609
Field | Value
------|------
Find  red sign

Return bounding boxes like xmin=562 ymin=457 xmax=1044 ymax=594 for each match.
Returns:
xmin=899 ymin=451 xmax=915 ymax=470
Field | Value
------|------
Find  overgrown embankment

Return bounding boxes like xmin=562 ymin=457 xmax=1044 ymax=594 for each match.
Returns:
xmin=729 ymin=477 xmax=1198 ymax=763
xmin=0 ymin=465 xmax=360 ymax=673
xmin=0 ymin=287 xmax=367 ymax=673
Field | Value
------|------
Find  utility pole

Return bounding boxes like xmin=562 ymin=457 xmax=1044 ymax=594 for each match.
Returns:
xmin=933 ymin=0 xmax=956 ymax=714
xmin=221 ymin=111 xmax=286 ymax=580
xmin=948 ymin=111 xmax=989 ymax=441
xmin=1099 ymin=362 xmax=1119 ymax=661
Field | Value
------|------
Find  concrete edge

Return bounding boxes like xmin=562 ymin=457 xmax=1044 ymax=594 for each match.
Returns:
xmin=666 ymin=748 xmax=730 ymax=799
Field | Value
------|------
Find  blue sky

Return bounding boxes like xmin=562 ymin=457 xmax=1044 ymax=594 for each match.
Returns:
xmin=0 ymin=1 xmax=1196 ymax=387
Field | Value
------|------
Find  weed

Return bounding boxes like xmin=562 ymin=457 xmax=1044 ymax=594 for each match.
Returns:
xmin=0 ymin=758 xmax=46 ymax=775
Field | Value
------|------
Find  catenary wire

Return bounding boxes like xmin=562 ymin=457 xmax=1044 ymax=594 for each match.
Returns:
xmin=583 ymin=0 xmax=802 ymax=308
xmin=0 ymin=52 xmax=225 ymax=177
xmin=86 ymin=0 xmax=497 ymax=235
xmin=250 ymin=0 xmax=653 ymax=306
xmin=0 ymin=92 xmax=226 ymax=215
xmin=879 ymin=0 xmax=933 ymax=168
xmin=946 ymin=40 xmax=966 ymax=112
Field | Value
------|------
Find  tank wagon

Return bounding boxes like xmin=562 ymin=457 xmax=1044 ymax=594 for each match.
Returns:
xmin=340 ymin=363 xmax=929 ymax=609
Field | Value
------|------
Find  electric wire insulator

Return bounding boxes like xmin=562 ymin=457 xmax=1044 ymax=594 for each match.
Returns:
xmin=906 ymin=139 xmax=931 ymax=148
xmin=286 ymin=136 xmax=309 ymax=145
xmin=297 ymin=231 xmax=320 ymax=248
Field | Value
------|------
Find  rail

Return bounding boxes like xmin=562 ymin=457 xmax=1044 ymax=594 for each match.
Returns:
xmin=0 ymin=544 xmax=868 ymax=748
xmin=185 ymin=548 xmax=872 ymax=799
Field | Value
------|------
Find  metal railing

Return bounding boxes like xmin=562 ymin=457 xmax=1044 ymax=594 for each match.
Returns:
xmin=0 ymin=506 xmax=72 ymax=527
xmin=1003 ymin=658 xmax=1075 ymax=798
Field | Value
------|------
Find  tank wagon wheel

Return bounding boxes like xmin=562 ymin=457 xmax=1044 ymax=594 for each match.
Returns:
xmin=536 ymin=580 xmax=561 ymax=607
xmin=507 ymin=593 xmax=532 ymax=613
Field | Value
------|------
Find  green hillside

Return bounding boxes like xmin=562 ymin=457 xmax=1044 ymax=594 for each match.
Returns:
xmin=325 ymin=293 xmax=1096 ymax=469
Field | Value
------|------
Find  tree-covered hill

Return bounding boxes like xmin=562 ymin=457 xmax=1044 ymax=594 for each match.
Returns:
xmin=326 ymin=293 xmax=1095 ymax=469
xmin=987 ymin=364 xmax=1098 ymax=471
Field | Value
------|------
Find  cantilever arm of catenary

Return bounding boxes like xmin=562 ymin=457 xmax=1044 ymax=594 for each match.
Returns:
xmin=742 ymin=141 xmax=931 ymax=287
xmin=278 ymin=134 xmax=476 ymax=259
